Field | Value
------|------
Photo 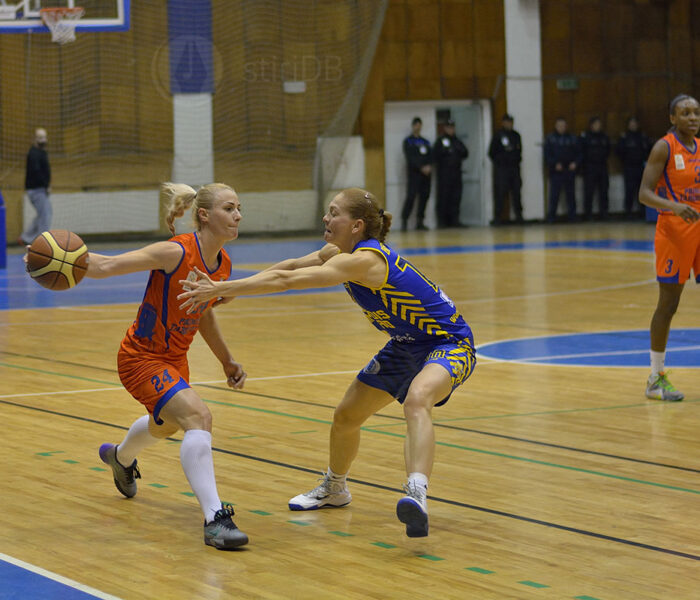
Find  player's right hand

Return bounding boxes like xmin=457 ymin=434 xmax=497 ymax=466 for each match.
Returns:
xmin=673 ymin=203 xmax=700 ymax=223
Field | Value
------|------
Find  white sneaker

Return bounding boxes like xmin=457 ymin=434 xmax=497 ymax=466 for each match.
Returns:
xmin=288 ymin=473 xmax=352 ymax=511
xmin=396 ymin=482 xmax=428 ymax=537
xmin=645 ymin=372 xmax=684 ymax=402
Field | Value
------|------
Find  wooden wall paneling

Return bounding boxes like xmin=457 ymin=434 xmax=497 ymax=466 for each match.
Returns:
xmin=382 ymin=41 xmax=409 ymax=81
xmin=440 ymin=1 xmax=473 ymax=42
xmin=135 ymin=5 xmax=173 ymax=153
xmin=381 ymin=1 xmax=407 ymax=42
xmin=358 ymin=40 xmax=385 ymax=148
xmin=405 ymin=1 xmax=440 ymax=43
xmin=0 ymin=37 xmax=28 ymax=165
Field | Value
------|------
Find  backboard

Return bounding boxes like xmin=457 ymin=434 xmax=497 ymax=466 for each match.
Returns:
xmin=0 ymin=0 xmax=129 ymax=32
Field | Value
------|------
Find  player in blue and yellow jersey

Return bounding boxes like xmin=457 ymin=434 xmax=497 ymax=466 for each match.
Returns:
xmin=639 ymin=94 xmax=700 ymax=402
xmin=86 ymin=182 xmax=250 ymax=549
xmin=178 ymin=187 xmax=476 ymax=538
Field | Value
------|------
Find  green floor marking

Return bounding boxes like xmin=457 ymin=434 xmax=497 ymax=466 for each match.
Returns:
xmin=574 ymin=596 xmax=602 ymax=600
xmin=250 ymin=510 xmax=271 ymax=516
xmin=465 ymin=567 xmax=494 ymax=574
xmin=62 ymin=459 xmax=79 ymax=464
xmin=288 ymin=520 xmax=312 ymax=526
xmin=290 ymin=430 xmax=317 ymax=435
xmin=518 ymin=581 xmax=549 ymax=589
xmin=329 ymin=531 xmax=353 ymax=537
xmin=0 ymin=360 xmax=120 ymax=387
xmin=229 ymin=435 xmax=256 ymax=439
xmin=180 ymin=491 xmax=195 ymax=497
xmin=364 ymin=429 xmax=700 ymax=495
xmin=148 ymin=483 xmax=168 ymax=488
xmin=166 ymin=440 xmax=182 ymax=444
xmin=418 ymin=554 xmax=444 ymax=562
xmin=90 ymin=467 xmax=107 ymax=472
xmin=371 ymin=542 xmax=396 ymax=549
xmin=36 ymin=451 xmax=64 ymax=456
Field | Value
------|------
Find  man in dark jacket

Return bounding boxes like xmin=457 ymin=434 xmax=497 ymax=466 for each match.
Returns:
xmin=616 ymin=116 xmax=652 ymax=219
xmin=433 ymin=119 xmax=468 ymax=228
xmin=544 ymin=117 xmax=580 ymax=223
xmin=401 ymin=117 xmax=432 ymax=231
xmin=19 ymin=128 xmax=52 ymax=245
xmin=488 ymin=113 xmax=522 ymax=224
xmin=580 ymin=116 xmax=611 ymax=220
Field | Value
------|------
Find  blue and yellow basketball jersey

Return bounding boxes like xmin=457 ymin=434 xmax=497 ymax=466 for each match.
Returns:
xmin=344 ymin=239 xmax=472 ymax=343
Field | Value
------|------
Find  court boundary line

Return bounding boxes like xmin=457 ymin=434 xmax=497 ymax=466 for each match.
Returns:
xmin=0 ymin=553 xmax=123 ymax=600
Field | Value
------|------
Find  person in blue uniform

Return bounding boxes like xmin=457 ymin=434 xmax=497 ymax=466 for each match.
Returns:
xmin=579 ymin=116 xmax=611 ymax=220
xmin=544 ymin=117 xmax=581 ymax=223
xmin=177 ymin=187 xmax=476 ymax=538
xmin=401 ymin=117 xmax=432 ymax=231
xmin=488 ymin=113 xmax=523 ymax=225
xmin=433 ymin=119 xmax=468 ymax=228
xmin=616 ymin=116 xmax=652 ymax=219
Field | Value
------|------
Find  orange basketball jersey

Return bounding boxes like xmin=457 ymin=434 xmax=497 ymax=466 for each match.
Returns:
xmin=120 ymin=232 xmax=232 ymax=360
xmin=655 ymin=131 xmax=700 ymax=211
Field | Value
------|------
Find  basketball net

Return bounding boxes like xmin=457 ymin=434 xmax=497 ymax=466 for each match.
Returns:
xmin=40 ymin=7 xmax=84 ymax=45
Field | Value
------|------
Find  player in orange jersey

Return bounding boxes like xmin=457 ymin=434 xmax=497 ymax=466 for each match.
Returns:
xmin=87 ymin=182 xmax=250 ymax=549
xmin=639 ymin=94 xmax=700 ymax=401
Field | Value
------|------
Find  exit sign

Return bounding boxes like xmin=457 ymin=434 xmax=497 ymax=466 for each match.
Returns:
xmin=557 ymin=78 xmax=579 ymax=91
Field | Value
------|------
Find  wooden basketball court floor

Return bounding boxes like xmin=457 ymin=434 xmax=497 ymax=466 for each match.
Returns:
xmin=1 ymin=221 xmax=698 ymax=600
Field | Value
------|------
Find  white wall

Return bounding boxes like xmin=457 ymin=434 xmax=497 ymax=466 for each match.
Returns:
xmin=504 ymin=0 xmax=545 ymax=219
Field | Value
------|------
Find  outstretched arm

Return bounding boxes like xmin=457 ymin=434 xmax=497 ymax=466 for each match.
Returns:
xmin=198 ymin=309 xmax=246 ymax=389
xmin=86 ymin=242 xmax=183 ymax=279
xmin=639 ymin=140 xmax=700 ymax=222
xmin=178 ymin=250 xmax=384 ymax=313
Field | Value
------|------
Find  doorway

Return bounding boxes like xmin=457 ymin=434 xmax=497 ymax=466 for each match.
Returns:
xmin=383 ymin=100 xmax=492 ymax=228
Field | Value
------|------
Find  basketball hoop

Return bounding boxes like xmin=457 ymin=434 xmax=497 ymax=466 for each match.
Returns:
xmin=40 ymin=7 xmax=84 ymax=45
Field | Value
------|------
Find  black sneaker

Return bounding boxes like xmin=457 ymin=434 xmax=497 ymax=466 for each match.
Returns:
xmin=99 ymin=443 xmax=141 ymax=498
xmin=204 ymin=503 xmax=249 ymax=549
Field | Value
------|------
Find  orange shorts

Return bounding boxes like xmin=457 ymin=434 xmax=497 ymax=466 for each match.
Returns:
xmin=117 ymin=347 xmax=190 ymax=425
xmin=654 ymin=215 xmax=700 ymax=284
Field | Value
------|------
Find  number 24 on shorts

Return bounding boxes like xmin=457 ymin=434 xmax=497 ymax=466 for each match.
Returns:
xmin=151 ymin=369 xmax=175 ymax=392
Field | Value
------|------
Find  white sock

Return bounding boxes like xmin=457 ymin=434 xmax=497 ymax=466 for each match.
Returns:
xmin=180 ymin=429 xmax=222 ymax=523
xmin=650 ymin=350 xmax=665 ymax=376
xmin=408 ymin=472 xmax=429 ymax=491
xmin=327 ymin=467 xmax=347 ymax=484
xmin=116 ymin=415 xmax=159 ymax=466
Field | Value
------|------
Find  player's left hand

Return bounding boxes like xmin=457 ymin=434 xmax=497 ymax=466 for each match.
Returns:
xmin=178 ymin=266 xmax=218 ymax=312
xmin=318 ymin=243 xmax=340 ymax=263
xmin=223 ymin=359 xmax=246 ymax=390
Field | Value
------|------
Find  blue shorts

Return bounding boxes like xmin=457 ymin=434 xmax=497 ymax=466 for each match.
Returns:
xmin=356 ymin=336 xmax=476 ymax=406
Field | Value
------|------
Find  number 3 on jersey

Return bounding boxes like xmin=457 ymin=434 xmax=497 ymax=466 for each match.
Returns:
xmin=151 ymin=369 xmax=175 ymax=393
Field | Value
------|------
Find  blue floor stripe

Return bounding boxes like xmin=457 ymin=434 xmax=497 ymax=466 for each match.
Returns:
xmin=0 ymin=238 xmax=653 ymax=311
xmin=0 ymin=559 xmax=111 ymax=600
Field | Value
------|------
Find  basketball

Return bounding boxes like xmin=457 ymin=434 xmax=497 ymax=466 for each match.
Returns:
xmin=26 ymin=230 xmax=89 ymax=290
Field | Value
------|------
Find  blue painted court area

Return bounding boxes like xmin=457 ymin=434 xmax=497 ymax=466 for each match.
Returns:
xmin=477 ymin=329 xmax=700 ymax=367
xmin=0 ymin=556 xmax=119 ymax=600
xmin=0 ymin=237 xmax=653 ymax=311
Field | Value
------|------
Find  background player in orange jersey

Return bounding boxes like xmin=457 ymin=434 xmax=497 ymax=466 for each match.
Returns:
xmin=85 ymin=182 xmax=251 ymax=549
xmin=639 ymin=94 xmax=700 ymax=401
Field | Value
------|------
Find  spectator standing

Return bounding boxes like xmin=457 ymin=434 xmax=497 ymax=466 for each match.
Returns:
xmin=433 ymin=119 xmax=468 ymax=228
xmin=19 ymin=128 xmax=51 ymax=245
xmin=488 ymin=114 xmax=523 ymax=225
xmin=544 ymin=117 xmax=580 ymax=223
xmin=616 ymin=116 xmax=653 ymax=219
xmin=580 ymin=116 xmax=611 ymax=220
xmin=401 ymin=117 xmax=432 ymax=231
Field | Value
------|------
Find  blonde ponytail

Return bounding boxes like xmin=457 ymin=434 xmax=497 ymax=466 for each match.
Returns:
xmin=162 ymin=182 xmax=197 ymax=235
